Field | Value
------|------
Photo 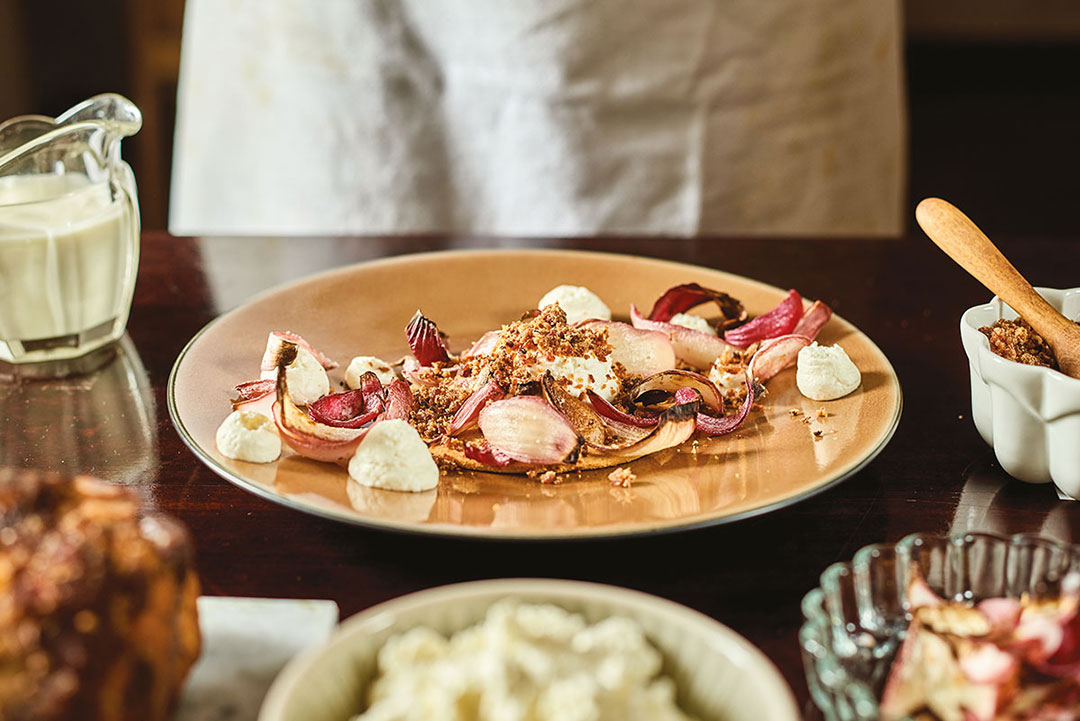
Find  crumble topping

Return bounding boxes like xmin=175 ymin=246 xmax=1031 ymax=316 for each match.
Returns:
xmin=407 ymin=305 xmax=622 ymax=441
xmin=979 ymin=318 xmax=1059 ymax=369
xmin=486 ymin=304 xmax=614 ymax=396
xmin=409 ymin=376 xmax=476 ymax=441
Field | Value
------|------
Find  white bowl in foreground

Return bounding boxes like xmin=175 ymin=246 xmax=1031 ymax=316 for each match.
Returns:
xmin=258 ymin=578 xmax=799 ymax=721
xmin=960 ymin=287 xmax=1080 ymax=495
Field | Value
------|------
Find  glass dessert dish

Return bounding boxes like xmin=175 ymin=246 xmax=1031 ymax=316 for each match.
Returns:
xmin=801 ymin=532 xmax=1080 ymax=720
xmin=0 ymin=94 xmax=141 ymax=377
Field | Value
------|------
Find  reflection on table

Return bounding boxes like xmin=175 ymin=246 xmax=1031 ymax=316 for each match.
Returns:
xmin=0 ymin=334 xmax=156 ymax=487
xmin=951 ymin=455 xmax=1079 ymax=542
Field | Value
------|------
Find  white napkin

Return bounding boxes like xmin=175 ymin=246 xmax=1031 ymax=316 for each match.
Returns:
xmin=172 ymin=0 xmax=904 ymax=237
xmin=175 ymin=597 xmax=340 ymax=721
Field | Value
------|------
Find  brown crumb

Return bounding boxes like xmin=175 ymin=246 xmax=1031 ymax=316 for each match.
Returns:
xmin=535 ymin=470 xmax=559 ymax=484
xmin=813 ymin=429 xmax=823 ymax=441
xmin=608 ymin=467 xmax=636 ymax=487
xmin=816 ymin=408 xmax=828 ymax=419
xmin=789 ymin=408 xmax=803 ymax=418
xmin=979 ymin=318 xmax=1060 ymax=369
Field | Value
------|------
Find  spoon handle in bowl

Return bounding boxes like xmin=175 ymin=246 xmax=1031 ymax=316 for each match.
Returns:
xmin=916 ymin=197 xmax=1080 ymax=378
xmin=916 ymin=198 xmax=1065 ymax=329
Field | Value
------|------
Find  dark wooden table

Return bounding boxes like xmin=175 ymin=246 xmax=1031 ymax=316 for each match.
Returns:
xmin=6 ymin=231 xmax=1080 ymax=718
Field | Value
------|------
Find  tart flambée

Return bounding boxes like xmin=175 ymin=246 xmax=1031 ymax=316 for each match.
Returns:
xmin=218 ymin=283 xmax=844 ymax=488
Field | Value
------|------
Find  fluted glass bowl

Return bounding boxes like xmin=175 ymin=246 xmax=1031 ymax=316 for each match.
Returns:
xmin=800 ymin=532 xmax=1080 ymax=720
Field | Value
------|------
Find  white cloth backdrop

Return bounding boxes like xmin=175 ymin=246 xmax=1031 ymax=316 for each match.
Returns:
xmin=171 ymin=0 xmax=905 ymax=237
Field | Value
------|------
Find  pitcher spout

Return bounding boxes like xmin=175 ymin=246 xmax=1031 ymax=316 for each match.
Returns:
xmin=0 ymin=93 xmax=141 ymax=177
xmin=55 ymin=93 xmax=142 ymax=141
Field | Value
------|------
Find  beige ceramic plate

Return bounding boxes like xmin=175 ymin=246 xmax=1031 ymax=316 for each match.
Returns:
xmin=169 ymin=249 xmax=901 ymax=539
xmin=258 ymin=578 xmax=800 ymax=721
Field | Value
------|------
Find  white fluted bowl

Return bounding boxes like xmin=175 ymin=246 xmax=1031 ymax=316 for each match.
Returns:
xmin=258 ymin=579 xmax=799 ymax=721
xmin=960 ymin=287 xmax=1080 ymax=495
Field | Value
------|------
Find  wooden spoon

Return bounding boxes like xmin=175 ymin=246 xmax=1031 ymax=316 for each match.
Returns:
xmin=915 ymin=197 xmax=1080 ymax=379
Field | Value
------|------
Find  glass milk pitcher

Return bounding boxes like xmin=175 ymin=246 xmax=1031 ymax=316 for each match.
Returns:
xmin=0 ymin=94 xmax=141 ymax=371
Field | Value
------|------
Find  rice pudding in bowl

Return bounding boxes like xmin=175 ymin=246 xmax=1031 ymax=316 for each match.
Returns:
xmin=259 ymin=579 xmax=799 ymax=721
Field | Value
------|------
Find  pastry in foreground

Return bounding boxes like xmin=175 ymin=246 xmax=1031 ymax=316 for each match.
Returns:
xmin=0 ymin=469 xmax=201 ymax=721
xmin=882 ymin=576 xmax=1080 ymax=721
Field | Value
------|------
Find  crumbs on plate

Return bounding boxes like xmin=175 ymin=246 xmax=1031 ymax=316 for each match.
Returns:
xmin=608 ymin=467 xmax=636 ymax=488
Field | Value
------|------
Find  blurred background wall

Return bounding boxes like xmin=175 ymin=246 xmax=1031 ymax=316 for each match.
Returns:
xmin=0 ymin=0 xmax=1077 ymax=236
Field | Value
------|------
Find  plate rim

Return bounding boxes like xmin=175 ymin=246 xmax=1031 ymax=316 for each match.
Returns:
xmin=167 ymin=247 xmax=903 ymax=541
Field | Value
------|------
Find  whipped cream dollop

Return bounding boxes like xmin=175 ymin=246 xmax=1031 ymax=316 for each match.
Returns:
xmin=353 ymin=600 xmax=696 ymax=721
xmin=708 ymin=365 xmax=746 ymax=395
xmin=536 ymin=354 xmax=620 ymax=401
xmin=538 ymin=285 xmax=611 ymax=325
xmin=215 ymin=410 xmax=281 ymax=463
xmin=348 ymin=419 xmax=439 ymax=492
xmin=669 ymin=312 xmax=716 ymax=336
xmin=796 ymin=342 xmax=861 ymax=400
xmin=345 ymin=355 xmax=397 ymax=387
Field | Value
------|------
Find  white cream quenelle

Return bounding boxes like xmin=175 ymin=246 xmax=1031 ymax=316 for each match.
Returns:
xmin=669 ymin=313 xmax=716 ymax=336
xmin=538 ymin=285 xmax=611 ymax=326
xmin=796 ymin=343 xmax=861 ymax=401
xmin=345 ymin=355 xmax=397 ymax=387
xmin=215 ymin=410 xmax=281 ymax=463
xmin=348 ymin=420 xmax=439 ymax=492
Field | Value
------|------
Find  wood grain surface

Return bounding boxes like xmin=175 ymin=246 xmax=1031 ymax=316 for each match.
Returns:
xmin=8 ymin=231 xmax=1080 ymax=718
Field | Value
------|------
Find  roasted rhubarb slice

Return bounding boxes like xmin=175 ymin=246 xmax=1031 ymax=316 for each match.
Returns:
xmin=747 ymin=334 xmax=812 ymax=382
xmin=260 ymin=331 xmax=337 ymax=374
xmin=630 ymin=304 xmax=739 ymax=370
xmin=646 ymin=283 xmax=746 ymax=329
xmin=577 ymin=320 xmax=676 ymax=378
xmin=478 ymin=396 xmax=583 ymax=465
xmin=448 ymin=382 xmax=506 ymax=435
xmin=792 ymin=299 xmax=832 ymax=339
xmin=273 ymin=365 xmax=368 ymax=463
xmin=406 ymin=310 xmax=450 ymax=366
xmin=723 ymin=289 xmax=804 ymax=348
xmin=306 ymin=371 xmax=385 ymax=429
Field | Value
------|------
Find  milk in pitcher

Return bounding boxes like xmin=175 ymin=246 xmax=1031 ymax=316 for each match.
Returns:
xmin=0 ymin=173 xmax=138 ymax=363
